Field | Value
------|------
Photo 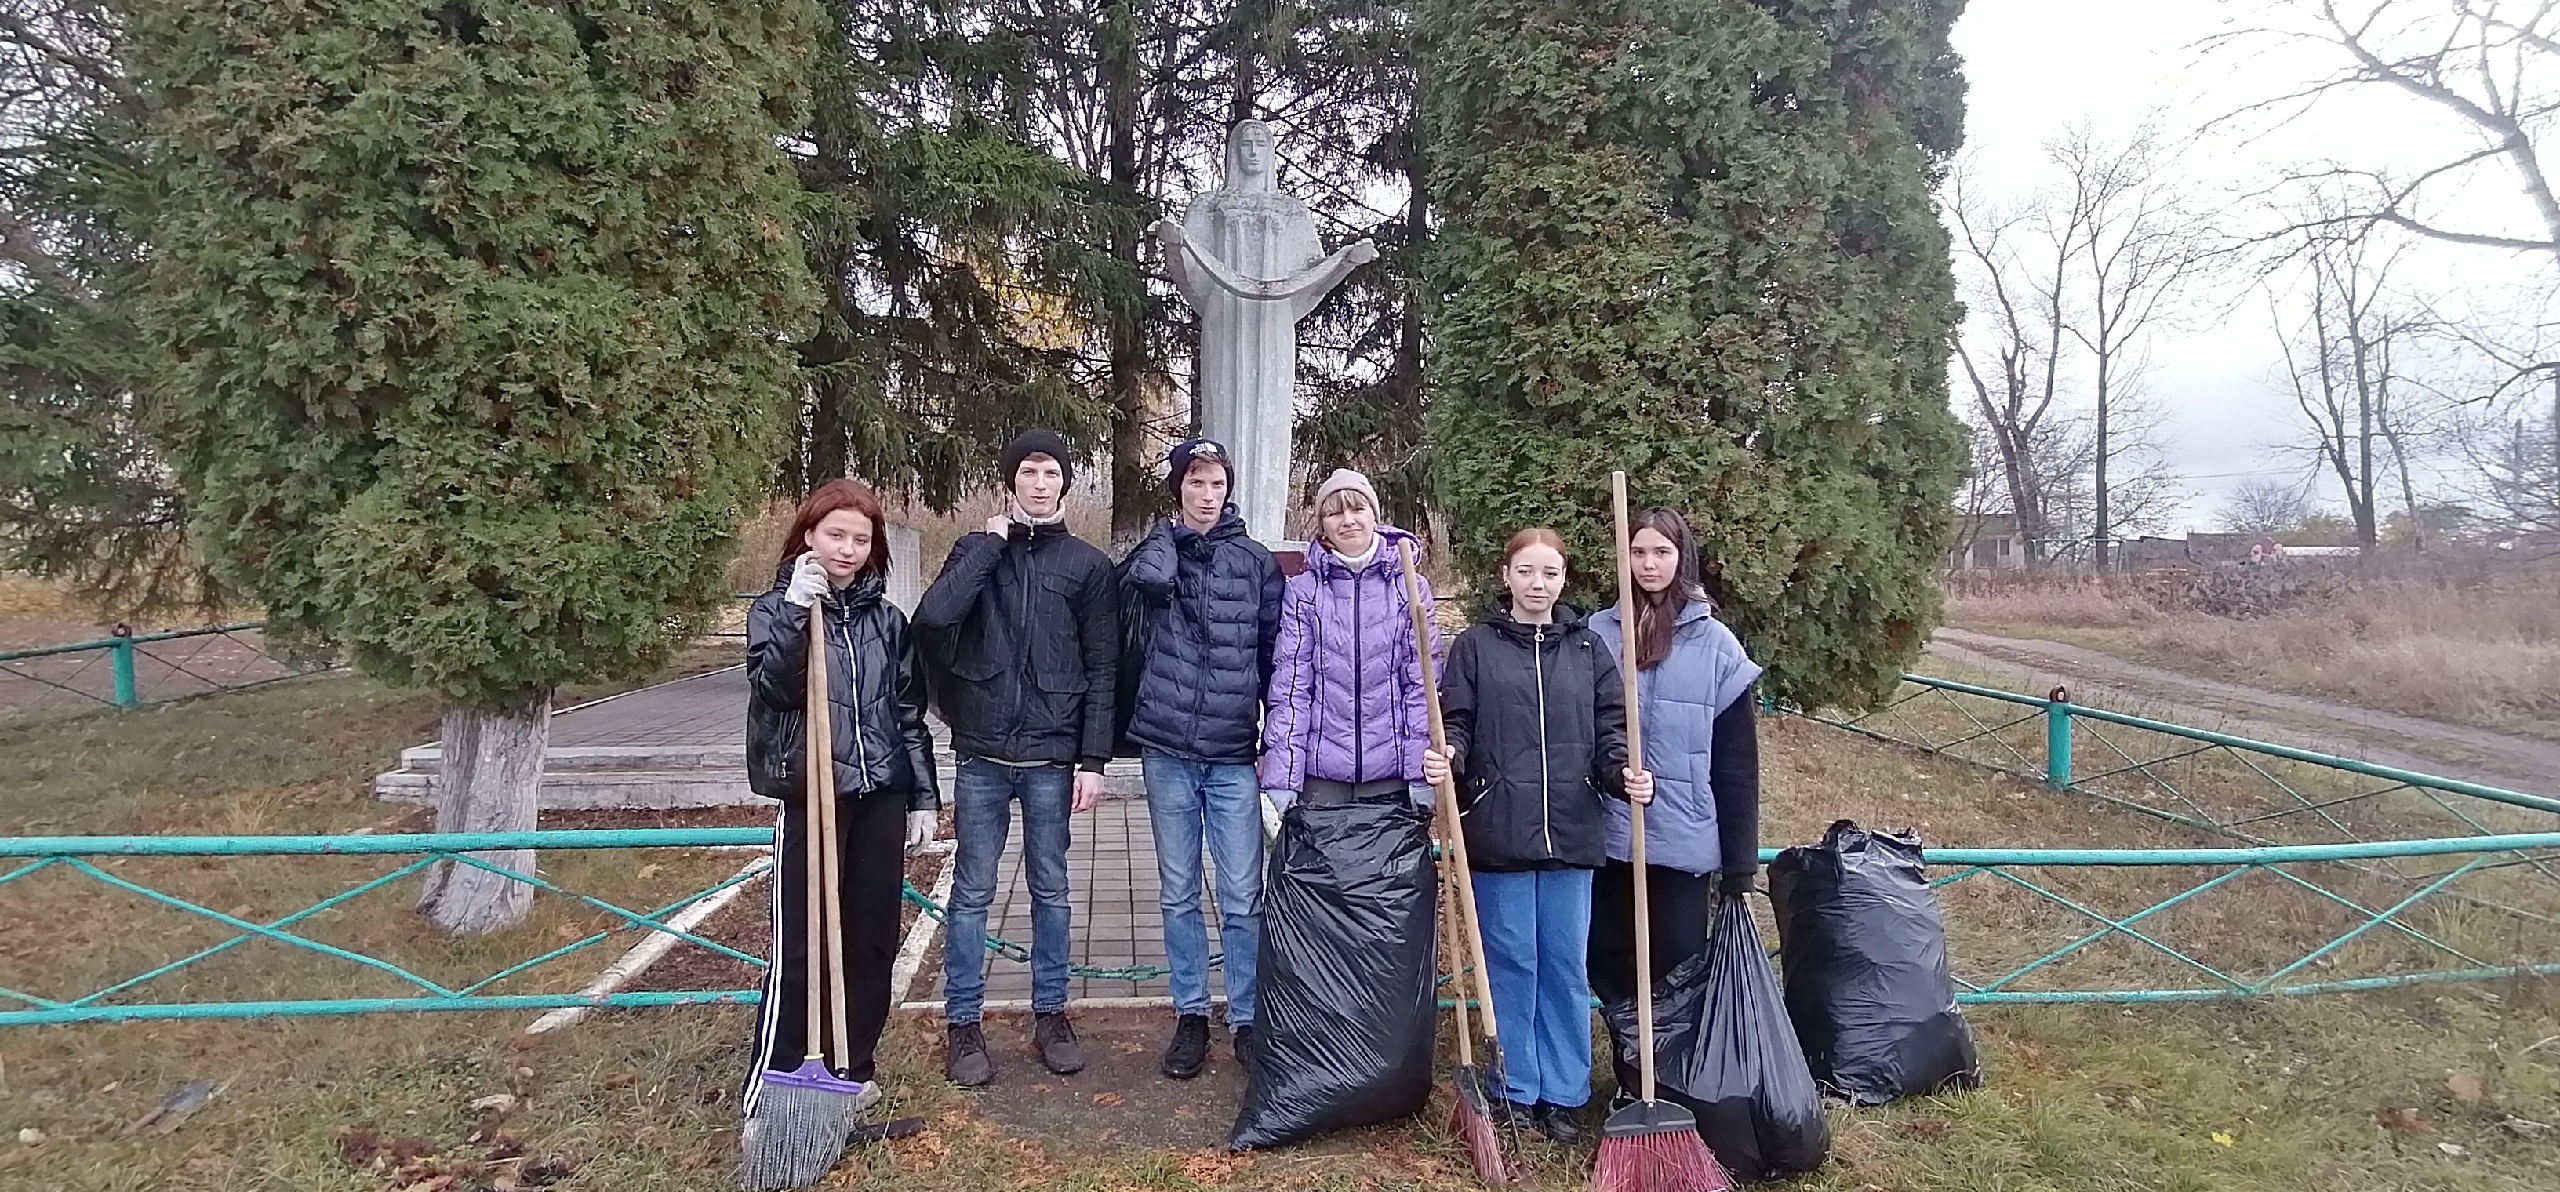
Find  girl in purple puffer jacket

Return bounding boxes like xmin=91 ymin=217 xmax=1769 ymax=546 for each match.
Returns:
xmin=1259 ymin=469 xmax=1440 ymax=812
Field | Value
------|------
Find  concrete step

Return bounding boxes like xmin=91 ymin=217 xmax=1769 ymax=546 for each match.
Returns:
xmin=394 ymin=744 xmax=747 ymax=775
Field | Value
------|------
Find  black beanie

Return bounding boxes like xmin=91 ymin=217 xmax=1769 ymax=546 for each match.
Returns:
xmin=1163 ymin=437 xmax=1231 ymax=494
xmin=1000 ymin=429 xmax=1074 ymax=492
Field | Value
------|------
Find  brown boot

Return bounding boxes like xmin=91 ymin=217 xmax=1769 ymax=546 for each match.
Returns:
xmin=1033 ymin=1011 xmax=1086 ymax=1075
xmin=946 ymin=1022 xmax=993 ymax=1087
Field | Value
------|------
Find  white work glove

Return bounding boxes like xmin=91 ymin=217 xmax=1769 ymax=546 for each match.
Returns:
xmin=905 ymin=809 xmax=937 ymax=853
xmin=782 ymin=551 xmax=829 ymax=608
xmin=1261 ymin=790 xmax=1290 ymax=839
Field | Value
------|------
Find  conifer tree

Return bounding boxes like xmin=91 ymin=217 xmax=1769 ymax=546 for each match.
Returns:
xmin=129 ymin=1 xmax=820 ymax=932
xmin=1422 ymin=0 xmax=1968 ymax=705
xmin=0 ymin=2 xmax=209 ymax=612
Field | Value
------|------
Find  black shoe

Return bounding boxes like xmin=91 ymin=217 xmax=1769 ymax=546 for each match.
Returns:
xmin=946 ymin=1022 xmax=992 ymax=1087
xmin=1535 ymin=1103 xmax=1586 ymax=1146
xmin=1490 ymin=1098 xmax=1538 ymax=1128
xmin=1034 ymin=1011 xmax=1087 ymax=1075
xmin=1162 ymin=1014 xmax=1211 ymax=1080
xmin=1231 ymin=1024 xmax=1259 ymax=1069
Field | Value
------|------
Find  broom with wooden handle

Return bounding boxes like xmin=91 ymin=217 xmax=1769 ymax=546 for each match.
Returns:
xmin=737 ymin=603 xmax=865 ymax=1191
xmin=1591 ymin=473 xmax=1733 ymax=1192
xmin=1398 ymin=539 xmax=1509 ymax=1182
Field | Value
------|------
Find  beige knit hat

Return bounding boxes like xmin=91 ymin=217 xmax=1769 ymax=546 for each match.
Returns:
xmin=1311 ymin=468 xmax=1379 ymax=515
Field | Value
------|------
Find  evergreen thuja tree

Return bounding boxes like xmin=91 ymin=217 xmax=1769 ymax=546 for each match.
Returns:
xmin=1421 ymin=0 xmax=1967 ymax=706
xmin=130 ymin=1 xmax=819 ymax=933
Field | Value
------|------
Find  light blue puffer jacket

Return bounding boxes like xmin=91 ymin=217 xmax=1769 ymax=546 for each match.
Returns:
xmin=1588 ymin=599 xmax=1762 ymax=875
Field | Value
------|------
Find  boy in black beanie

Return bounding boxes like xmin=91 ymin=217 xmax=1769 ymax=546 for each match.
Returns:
xmin=914 ymin=430 xmax=1118 ymax=1086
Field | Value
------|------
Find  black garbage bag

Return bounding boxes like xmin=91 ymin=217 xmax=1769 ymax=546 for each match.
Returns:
xmin=1228 ymin=794 xmax=1439 ymax=1151
xmin=1767 ymin=820 xmax=1983 ymax=1106
xmin=1602 ymin=895 xmax=1830 ymax=1182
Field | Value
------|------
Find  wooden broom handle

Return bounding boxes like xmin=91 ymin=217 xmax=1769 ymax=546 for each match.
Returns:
xmin=1398 ymin=540 xmax=1499 ymax=1043
xmin=802 ymin=603 xmax=830 ymax=1064
xmin=809 ymin=604 xmax=856 ymax=1071
xmin=1612 ymin=471 xmax=1658 ymax=1101
xmin=1437 ymin=837 xmax=1475 ymax=1069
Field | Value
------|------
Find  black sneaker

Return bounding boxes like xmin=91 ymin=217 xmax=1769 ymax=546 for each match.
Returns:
xmin=1491 ymin=1098 xmax=1538 ymax=1128
xmin=1033 ymin=1011 xmax=1087 ymax=1075
xmin=946 ymin=1022 xmax=992 ymax=1087
xmin=1535 ymin=1103 xmax=1585 ymax=1146
xmin=1162 ymin=1014 xmax=1211 ymax=1080
xmin=1231 ymin=1024 xmax=1260 ymax=1069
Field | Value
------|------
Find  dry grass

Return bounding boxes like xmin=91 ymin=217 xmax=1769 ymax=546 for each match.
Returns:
xmin=3 ymin=672 xmax=2557 ymax=1189
xmin=1944 ymin=559 xmax=2560 ymax=741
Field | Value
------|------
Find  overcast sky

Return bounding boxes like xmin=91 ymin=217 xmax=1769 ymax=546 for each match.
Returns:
xmin=1949 ymin=0 xmax=2554 ymax=531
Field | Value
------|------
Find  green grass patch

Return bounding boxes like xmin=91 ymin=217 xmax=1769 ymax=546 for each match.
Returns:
xmin=1 ymin=660 xmax=2555 ymax=1189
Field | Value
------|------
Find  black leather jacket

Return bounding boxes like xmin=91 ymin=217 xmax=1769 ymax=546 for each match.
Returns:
xmin=913 ymin=520 xmax=1120 ymax=769
xmin=746 ymin=569 xmax=939 ymax=809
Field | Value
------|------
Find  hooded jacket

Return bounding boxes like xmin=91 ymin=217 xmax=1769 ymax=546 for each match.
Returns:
xmin=1440 ymin=602 xmax=1629 ymax=871
xmin=1122 ymin=506 xmax=1285 ymax=765
xmin=1258 ymin=526 xmax=1440 ymax=794
xmin=746 ymin=569 xmax=939 ymax=810
xmin=913 ymin=519 xmax=1120 ymax=769
xmin=1588 ymin=599 xmax=1764 ymax=875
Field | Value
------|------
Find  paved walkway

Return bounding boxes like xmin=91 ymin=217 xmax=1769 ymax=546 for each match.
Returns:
xmin=553 ymin=666 xmax=750 ymax=749
xmin=535 ymin=667 xmax=1210 ymax=1008
xmin=909 ymin=795 xmax=1243 ymax=1010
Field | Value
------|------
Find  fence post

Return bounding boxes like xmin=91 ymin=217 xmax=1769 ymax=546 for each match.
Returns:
xmin=110 ymin=623 xmax=138 ymax=709
xmin=2044 ymin=685 xmax=2072 ymax=789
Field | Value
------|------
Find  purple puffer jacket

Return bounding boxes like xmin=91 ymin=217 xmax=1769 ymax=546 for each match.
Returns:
xmin=1259 ymin=526 xmax=1441 ymax=794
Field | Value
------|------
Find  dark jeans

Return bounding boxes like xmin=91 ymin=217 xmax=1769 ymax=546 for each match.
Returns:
xmin=1587 ymin=860 xmax=1718 ymax=1008
xmin=942 ymin=758 xmax=1075 ymax=1022
xmin=743 ymin=789 xmax=906 ymax=1104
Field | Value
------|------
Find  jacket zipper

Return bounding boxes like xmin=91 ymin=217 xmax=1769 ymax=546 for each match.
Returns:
xmin=835 ymin=599 xmax=870 ymax=787
xmin=1010 ymin=535 xmax=1031 ymax=740
xmin=1534 ymin=625 xmax=1552 ymax=858
xmin=1351 ymin=568 xmax=1365 ymax=780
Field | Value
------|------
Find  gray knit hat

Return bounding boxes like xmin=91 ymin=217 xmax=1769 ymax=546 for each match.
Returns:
xmin=1311 ymin=468 xmax=1378 ymax=514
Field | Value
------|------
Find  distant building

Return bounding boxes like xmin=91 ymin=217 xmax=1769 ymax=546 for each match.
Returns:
xmin=1947 ymin=514 xmax=2026 ymax=571
xmin=2119 ymin=531 xmax=2356 ymax=571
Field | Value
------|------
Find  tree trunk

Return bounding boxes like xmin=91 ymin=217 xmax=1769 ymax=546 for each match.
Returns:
xmin=417 ymin=692 xmax=552 ymax=936
xmin=2093 ymin=380 xmax=2111 ymax=572
xmin=1388 ymin=140 xmax=1429 ymax=537
xmin=1102 ymin=0 xmax=1154 ymax=550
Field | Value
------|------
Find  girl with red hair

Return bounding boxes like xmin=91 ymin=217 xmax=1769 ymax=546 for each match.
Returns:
xmin=740 ymin=479 xmax=938 ymax=1114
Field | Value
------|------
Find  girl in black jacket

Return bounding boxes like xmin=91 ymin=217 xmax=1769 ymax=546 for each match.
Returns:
xmin=1422 ymin=528 xmax=1653 ymax=1143
xmin=741 ymin=478 xmax=938 ymax=1112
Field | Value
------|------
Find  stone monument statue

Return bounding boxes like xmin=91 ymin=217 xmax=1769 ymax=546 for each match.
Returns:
xmin=1155 ymin=120 xmax=1376 ymax=542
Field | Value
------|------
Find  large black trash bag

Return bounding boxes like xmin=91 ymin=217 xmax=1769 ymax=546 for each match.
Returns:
xmin=1228 ymin=795 xmax=1439 ymax=1150
xmin=1767 ymin=820 xmax=1982 ymax=1106
xmin=1602 ymin=896 xmax=1830 ymax=1181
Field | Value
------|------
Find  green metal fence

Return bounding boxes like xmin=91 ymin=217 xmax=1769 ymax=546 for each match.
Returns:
xmin=5 ymin=670 xmax=2555 ymax=1026
xmin=5 ymin=824 xmax=2555 ymax=1025
xmin=0 ymin=623 xmax=323 ymax=716
xmin=1797 ymin=674 xmax=2560 ymax=848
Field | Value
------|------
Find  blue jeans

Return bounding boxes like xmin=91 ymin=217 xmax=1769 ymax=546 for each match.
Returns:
xmin=943 ymin=758 xmax=1074 ymax=1023
xmin=1471 ymin=867 xmax=1596 ymax=1108
xmin=1141 ymin=751 xmax=1264 ymax=1026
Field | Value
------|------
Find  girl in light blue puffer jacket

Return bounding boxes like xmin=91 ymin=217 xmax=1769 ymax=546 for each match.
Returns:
xmin=1584 ymin=507 xmax=1764 ymax=1007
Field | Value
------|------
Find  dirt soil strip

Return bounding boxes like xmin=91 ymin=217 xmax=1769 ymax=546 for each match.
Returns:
xmin=1928 ymin=627 xmax=2560 ymax=798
